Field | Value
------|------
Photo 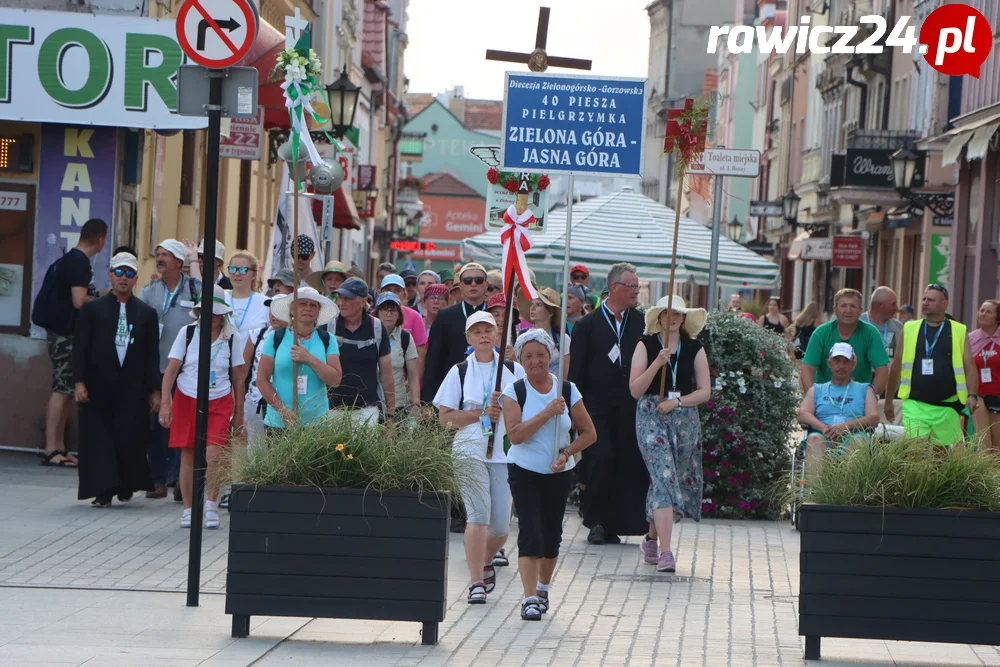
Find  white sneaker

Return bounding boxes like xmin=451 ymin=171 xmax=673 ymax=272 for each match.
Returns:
xmin=205 ymin=508 xmax=220 ymax=529
xmin=181 ymin=509 xmax=192 ymax=528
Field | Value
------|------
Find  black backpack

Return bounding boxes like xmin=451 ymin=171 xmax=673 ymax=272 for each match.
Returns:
xmin=181 ymin=325 xmax=235 ymax=385
xmin=511 ymin=378 xmax=577 ymax=443
xmin=244 ymin=327 xmax=271 ymax=394
xmin=31 ymin=255 xmax=75 ymax=334
xmin=457 ymin=358 xmax=516 ymax=407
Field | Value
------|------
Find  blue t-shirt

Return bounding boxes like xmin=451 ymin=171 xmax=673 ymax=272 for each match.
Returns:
xmin=501 ymin=375 xmax=583 ymax=475
xmin=814 ymin=380 xmax=870 ymax=427
xmin=262 ymin=328 xmax=339 ymax=428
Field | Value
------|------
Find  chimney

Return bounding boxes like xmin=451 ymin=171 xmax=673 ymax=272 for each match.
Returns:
xmin=448 ymin=86 xmax=466 ymax=123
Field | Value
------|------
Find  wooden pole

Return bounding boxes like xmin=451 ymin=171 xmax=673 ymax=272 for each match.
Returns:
xmin=291 ymin=156 xmax=300 ymax=412
xmin=659 ymin=170 xmax=685 ymax=401
xmin=486 ymin=270 xmax=517 ymax=459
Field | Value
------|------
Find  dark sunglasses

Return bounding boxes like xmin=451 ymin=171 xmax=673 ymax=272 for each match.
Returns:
xmin=926 ymin=283 xmax=949 ymax=299
xmin=404 ymin=279 xmax=417 ymax=286
xmin=228 ymin=265 xmax=252 ymax=275
xmin=113 ymin=268 xmax=137 ymax=278
xmin=571 ymin=273 xmax=587 ymax=280
xmin=462 ymin=276 xmax=486 ymax=286
xmin=487 ymin=284 xmax=500 ymax=293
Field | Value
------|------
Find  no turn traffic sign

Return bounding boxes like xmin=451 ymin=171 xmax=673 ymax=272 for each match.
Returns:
xmin=176 ymin=0 xmax=258 ymax=69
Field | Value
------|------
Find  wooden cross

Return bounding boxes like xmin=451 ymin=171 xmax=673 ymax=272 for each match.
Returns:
xmin=485 ymin=7 xmax=592 ymax=72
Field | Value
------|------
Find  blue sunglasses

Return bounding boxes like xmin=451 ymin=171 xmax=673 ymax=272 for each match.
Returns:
xmin=113 ymin=268 xmax=137 ymax=278
xmin=228 ymin=265 xmax=252 ymax=275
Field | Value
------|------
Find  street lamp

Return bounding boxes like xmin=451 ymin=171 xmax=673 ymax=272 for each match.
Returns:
xmin=325 ymin=65 xmax=361 ymax=139
xmin=727 ymin=215 xmax=743 ymax=242
xmin=782 ymin=187 xmax=801 ymax=227
xmin=890 ymin=147 xmax=954 ymax=216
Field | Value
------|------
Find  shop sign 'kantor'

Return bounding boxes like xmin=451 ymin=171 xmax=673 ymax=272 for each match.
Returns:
xmin=0 ymin=9 xmax=207 ymax=129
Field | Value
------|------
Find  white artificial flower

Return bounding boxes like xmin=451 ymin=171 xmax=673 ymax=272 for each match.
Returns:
xmin=774 ymin=381 xmax=782 ymax=388
xmin=739 ymin=387 xmax=747 ymax=394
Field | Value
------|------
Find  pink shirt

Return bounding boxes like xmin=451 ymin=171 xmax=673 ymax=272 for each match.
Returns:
xmin=402 ymin=306 xmax=428 ymax=347
xmin=969 ymin=327 xmax=1000 ymax=357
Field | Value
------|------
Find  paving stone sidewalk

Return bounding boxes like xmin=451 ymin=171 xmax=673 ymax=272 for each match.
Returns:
xmin=2 ymin=449 xmax=999 ymax=666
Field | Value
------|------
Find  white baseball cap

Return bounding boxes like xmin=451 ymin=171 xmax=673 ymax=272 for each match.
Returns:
xmin=110 ymin=252 xmax=138 ymax=272
xmin=465 ymin=311 xmax=498 ymax=331
xmin=829 ymin=342 xmax=855 ymax=360
xmin=156 ymin=239 xmax=187 ymax=263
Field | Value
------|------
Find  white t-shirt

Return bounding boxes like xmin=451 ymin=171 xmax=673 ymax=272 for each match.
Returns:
xmin=243 ymin=325 xmax=273 ymax=405
xmin=433 ymin=353 xmax=525 ymax=463
xmin=228 ymin=292 xmax=270 ymax=339
xmin=501 ymin=375 xmax=583 ymax=475
xmin=114 ymin=302 xmax=130 ymax=365
xmin=168 ymin=324 xmax=245 ymax=400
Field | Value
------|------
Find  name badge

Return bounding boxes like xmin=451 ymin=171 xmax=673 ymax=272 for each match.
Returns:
xmin=209 ymin=369 xmax=217 ymax=389
xmin=922 ymin=358 xmax=934 ymax=375
xmin=981 ymin=368 xmax=993 ymax=384
xmin=608 ymin=344 xmax=621 ymax=363
xmin=667 ymin=391 xmax=681 ymax=401
xmin=480 ymin=414 xmax=493 ymax=437
xmin=179 ymin=300 xmax=195 ymax=309
xmin=297 ymin=374 xmax=308 ymax=395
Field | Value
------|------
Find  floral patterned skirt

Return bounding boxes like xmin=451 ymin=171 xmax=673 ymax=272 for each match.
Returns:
xmin=635 ymin=395 xmax=703 ymax=524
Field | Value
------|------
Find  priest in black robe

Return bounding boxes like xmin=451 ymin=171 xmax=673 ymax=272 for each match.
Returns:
xmin=569 ymin=262 xmax=648 ymax=543
xmin=73 ymin=253 xmax=160 ymax=506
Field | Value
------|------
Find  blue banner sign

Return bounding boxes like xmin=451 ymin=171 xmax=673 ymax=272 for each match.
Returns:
xmin=500 ymin=72 xmax=647 ymax=177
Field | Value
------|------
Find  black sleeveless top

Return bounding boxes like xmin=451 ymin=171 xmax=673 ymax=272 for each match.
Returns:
xmin=762 ymin=315 xmax=785 ymax=334
xmin=640 ymin=335 xmax=703 ymax=396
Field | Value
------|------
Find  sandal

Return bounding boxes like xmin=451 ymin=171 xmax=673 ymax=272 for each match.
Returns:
xmin=483 ymin=564 xmax=496 ymax=593
xmin=536 ymin=589 xmax=549 ymax=613
xmin=492 ymin=549 xmax=509 ymax=567
xmin=40 ymin=450 xmax=77 ymax=468
xmin=521 ymin=596 xmax=542 ymax=621
xmin=468 ymin=582 xmax=487 ymax=604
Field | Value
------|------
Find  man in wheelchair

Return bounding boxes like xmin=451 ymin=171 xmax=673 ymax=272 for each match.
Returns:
xmin=797 ymin=343 xmax=880 ymax=475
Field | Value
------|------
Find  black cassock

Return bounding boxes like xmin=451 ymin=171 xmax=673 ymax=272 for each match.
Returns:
xmin=73 ymin=294 xmax=159 ymax=500
xmin=569 ymin=305 xmax=649 ymax=537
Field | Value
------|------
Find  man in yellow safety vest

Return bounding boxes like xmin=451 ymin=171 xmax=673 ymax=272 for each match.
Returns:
xmin=885 ymin=284 xmax=978 ymax=445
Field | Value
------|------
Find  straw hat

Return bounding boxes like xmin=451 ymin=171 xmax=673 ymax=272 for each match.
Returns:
xmin=644 ymin=295 xmax=708 ymax=337
xmin=270 ymin=287 xmax=339 ymax=326
xmin=305 ymin=260 xmax=348 ymax=291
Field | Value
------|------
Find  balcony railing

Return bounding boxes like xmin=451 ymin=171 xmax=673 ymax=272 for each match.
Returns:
xmin=845 ymin=129 xmax=921 ymax=150
xmin=399 ymin=133 xmax=425 ymax=162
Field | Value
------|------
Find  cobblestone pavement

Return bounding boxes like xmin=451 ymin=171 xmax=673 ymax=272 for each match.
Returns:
xmin=2 ymin=449 xmax=999 ymax=666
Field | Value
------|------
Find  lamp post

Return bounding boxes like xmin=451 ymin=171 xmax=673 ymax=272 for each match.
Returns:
xmin=728 ymin=215 xmax=743 ymax=242
xmin=890 ymin=147 xmax=954 ymax=217
xmin=782 ymin=187 xmax=801 ymax=230
xmin=325 ymin=65 xmax=361 ymax=139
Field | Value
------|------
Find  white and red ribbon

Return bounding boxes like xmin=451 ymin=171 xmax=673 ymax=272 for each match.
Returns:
xmin=500 ymin=205 xmax=538 ymax=301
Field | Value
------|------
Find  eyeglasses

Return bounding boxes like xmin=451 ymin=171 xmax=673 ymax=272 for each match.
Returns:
xmin=614 ymin=281 xmax=640 ymax=291
xmin=298 ymin=254 xmax=312 ymax=261
xmin=404 ymin=279 xmax=417 ymax=287
xmin=112 ymin=268 xmax=137 ymax=278
xmin=487 ymin=284 xmax=500 ymax=293
xmin=571 ymin=273 xmax=587 ymax=280
xmin=462 ymin=276 xmax=486 ymax=286
xmin=926 ymin=283 xmax=949 ymax=299
xmin=228 ymin=265 xmax=252 ymax=275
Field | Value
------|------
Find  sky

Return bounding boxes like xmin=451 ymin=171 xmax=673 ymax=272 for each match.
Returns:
xmin=404 ymin=0 xmax=653 ymax=101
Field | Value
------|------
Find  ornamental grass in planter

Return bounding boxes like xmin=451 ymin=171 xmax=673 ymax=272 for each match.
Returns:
xmin=222 ymin=413 xmax=465 ymax=645
xmin=794 ymin=436 xmax=1000 ymax=660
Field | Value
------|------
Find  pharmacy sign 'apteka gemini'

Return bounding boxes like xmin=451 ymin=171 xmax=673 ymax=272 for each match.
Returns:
xmin=500 ymin=72 xmax=647 ymax=177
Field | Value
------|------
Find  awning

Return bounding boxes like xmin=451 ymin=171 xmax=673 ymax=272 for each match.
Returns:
xmin=925 ymin=107 xmax=1000 ymax=166
xmin=308 ymin=185 xmax=361 ymax=230
xmin=787 ymin=231 xmax=810 ymax=260
xmin=942 ymin=132 xmax=972 ymax=167
xmin=461 ymin=187 xmax=779 ymax=288
xmin=966 ymin=121 xmax=1000 ymax=161
xmin=237 ymin=19 xmax=291 ymax=130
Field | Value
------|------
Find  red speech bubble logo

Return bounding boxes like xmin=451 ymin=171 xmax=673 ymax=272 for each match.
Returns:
xmin=919 ymin=4 xmax=993 ymax=78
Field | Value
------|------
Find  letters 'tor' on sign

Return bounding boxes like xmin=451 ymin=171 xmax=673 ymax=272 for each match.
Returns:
xmin=176 ymin=0 xmax=258 ymax=69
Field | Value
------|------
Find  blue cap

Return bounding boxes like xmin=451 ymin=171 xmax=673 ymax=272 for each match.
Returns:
xmin=335 ymin=277 xmax=369 ymax=299
xmin=374 ymin=292 xmax=401 ymax=310
xmin=380 ymin=274 xmax=406 ymax=290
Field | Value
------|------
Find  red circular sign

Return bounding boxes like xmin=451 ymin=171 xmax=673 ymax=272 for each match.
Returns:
xmin=175 ymin=0 xmax=258 ymax=69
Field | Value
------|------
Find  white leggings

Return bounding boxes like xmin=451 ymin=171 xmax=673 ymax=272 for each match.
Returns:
xmin=461 ymin=461 xmax=512 ymax=537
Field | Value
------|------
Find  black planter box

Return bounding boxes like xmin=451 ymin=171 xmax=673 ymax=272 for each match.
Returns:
xmin=225 ymin=485 xmax=451 ymax=645
xmin=797 ymin=504 xmax=1000 ymax=660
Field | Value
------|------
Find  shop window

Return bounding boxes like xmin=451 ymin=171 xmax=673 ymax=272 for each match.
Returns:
xmin=179 ymin=130 xmax=196 ymax=206
xmin=0 ymin=184 xmax=35 ymax=335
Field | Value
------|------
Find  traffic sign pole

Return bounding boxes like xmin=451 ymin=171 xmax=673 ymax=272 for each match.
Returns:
xmin=708 ymin=171 xmax=724 ymax=311
xmin=187 ymin=70 xmax=225 ymax=608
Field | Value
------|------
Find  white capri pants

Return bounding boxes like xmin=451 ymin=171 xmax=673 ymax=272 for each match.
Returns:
xmin=460 ymin=460 xmax=512 ymax=537
xmin=244 ymin=396 xmax=267 ymax=456
xmin=328 ymin=406 xmax=380 ymax=428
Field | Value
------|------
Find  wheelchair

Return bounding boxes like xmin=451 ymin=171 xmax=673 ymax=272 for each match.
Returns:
xmin=788 ymin=423 xmax=904 ymax=527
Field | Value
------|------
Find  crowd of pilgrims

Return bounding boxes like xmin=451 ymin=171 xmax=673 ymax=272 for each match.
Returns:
xmin=46 ymin=223 xmax=712 ymax=620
